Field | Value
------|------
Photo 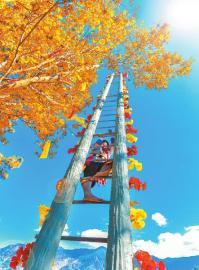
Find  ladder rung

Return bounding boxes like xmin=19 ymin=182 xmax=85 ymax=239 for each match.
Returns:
xmin=97 ymin=126 xmax=115 ymax=129
xmin=60 ymin=236 xmax=108 ymax=243
xmin=93 ymin=132 xmax=115 ymax=137
xmin=101 ymin=114 xmax=116 ymax=117
xmin=102 ymin=110 xmax=115 ymax=112
xmin=106 ymin=100 xmax=117 ymax=103
xmin=98 ymin=120 xmax=115 ymax=123
xmin=107 ymin=94 xmax=118 ymax=98
xmin=80 ymin=176 xmax=112 ymax=181
xmin=73 ymin=200 xmax=110 ymax=204
xmin=103 ymin=105 xmax=116 ymax=108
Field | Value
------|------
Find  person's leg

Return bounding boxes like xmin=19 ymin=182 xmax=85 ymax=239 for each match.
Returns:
xmin=94 ymin=161 xmax=112 ymax=178
xmin=81 ymin=180 xmax=92 ymax=198
xmin=81 ymin=162 xmax=111 ymax=201
xmin=82 ymin=163 xmax=97 ymax=200
xmin=81 ymin=180 xmax=104 ymax=201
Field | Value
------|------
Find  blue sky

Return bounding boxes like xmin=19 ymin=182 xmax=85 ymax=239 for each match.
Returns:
xmin=0 ymin=0 xmax=199 ymax=259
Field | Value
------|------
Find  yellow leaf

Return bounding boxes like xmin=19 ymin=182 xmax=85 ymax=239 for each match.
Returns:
xmin=40 ymin=140 xmax=51 ymax=159
xmin=71 ymin=115 xmax=86 ymax=128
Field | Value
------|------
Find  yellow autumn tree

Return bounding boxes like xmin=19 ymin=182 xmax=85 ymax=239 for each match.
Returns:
xmin=108 ymin=23 xmax=192 ymax=89
xmin=0 ymin=0 xmax=192 ymax=178
xmin=0 ymin=0 xmax=132 ymax=142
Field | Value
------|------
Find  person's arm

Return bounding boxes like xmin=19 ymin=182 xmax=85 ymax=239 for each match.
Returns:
xmin=90 ymin=139 xmax=103 ymax=155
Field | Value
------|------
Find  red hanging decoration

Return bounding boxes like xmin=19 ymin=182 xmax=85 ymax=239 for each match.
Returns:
xmin=67 ymin=145 xmax=78 ymax=154
xmin=129 ymin=177 xmax=146 ymax=191
xmin=135 ymin=251 xmax=155 ymax=270
xmin=127 ymin=145 xmax=138 ymax=156
xmin=158 ymin=261 xmax=166 ymax=270
xmin=10 ymin=242 xmax=34 ymax=269
xmin=76 ymin=128 xmax=85 ymax=137
xmin=134 ymin=250 xmax=166 ymax=270
xmin=126 ymin=125 xmax=138 ymax=134
xmin=86 ymin=114 xmax=92 ymax=123
xmin=123 ymin=72 xmax=128 ymax=78
xmin=125 ymin=112 xmax=131 ymax=119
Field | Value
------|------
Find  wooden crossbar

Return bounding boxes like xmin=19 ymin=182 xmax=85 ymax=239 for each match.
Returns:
xmin=107 ymin=94 xmax=118 ymax=98
xmin=60 ymin=236 xmax=108 ymax=243
xmin=106 ymin=100 xmax=117 ymax=103
xmin=80 ymin=176 xmax=112 ymax=181
xmin=98 ymin=119 xmax=115 ymax=123
xmin=97 ymin=126 xmax=115 ymax=129
xmin=73 ymin=200 xmax=110 ymax=204
xmin=93 ymin=132 xmax=115 ymax=137
xmin=103 ymin=106 xmax=116 ymax=108
xmin=101 ymin=114 xmax=116 ymax=117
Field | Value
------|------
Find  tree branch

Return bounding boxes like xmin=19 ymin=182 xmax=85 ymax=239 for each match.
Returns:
xmin=0 ymin=0 xmax=70 ymax=82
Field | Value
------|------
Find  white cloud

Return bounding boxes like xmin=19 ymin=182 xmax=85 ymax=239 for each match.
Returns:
xmin=133 ymin=225 xmax=199 ymax=259
xmin=62 ymin=224 xmax=69 ymax=236
xmin=80 ymin=229 xmax=108 ymax=248
xmin=152 ymin=213 xmax=167 ymax=227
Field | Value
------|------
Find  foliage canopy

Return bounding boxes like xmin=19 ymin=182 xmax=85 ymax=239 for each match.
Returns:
xmin=0 ymin=0 xmax=192 ymax=177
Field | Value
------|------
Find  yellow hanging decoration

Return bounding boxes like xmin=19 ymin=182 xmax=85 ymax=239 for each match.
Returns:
xmin=71 ymin=115 xmax=86 ymax=128
xmin=128 ymin=158 xmax=143 ymax=171
xmin=39 ymin=205 xmax=50 ymax=225
xmin=125 ymin=120 xmax=134 ymax=126
xmin=130 ymin=207 xmax=147 ymax=230
xmin=126 ymin=133 xmax=138 ymax=143
xmin=40 ymin=140 xmax=51 ymax=159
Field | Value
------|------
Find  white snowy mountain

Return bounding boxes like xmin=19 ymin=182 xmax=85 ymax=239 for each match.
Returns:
xmin=0 ymin=243 xmax=199 ymax=270
xmin=0 ymin=244 xmax=106 ymax=270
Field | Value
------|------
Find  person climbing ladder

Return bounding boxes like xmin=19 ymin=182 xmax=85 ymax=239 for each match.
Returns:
xmin=81 ymin=138 xmax=114 ymax=202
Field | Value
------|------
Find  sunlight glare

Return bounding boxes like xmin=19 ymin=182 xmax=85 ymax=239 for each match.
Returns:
xmin=166 ymin=0 xmax=199 ymax=32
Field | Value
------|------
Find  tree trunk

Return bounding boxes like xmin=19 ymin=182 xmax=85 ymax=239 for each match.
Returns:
xmin=25 ymin=74 xmax=114 ymax=270
xmin=106 ymin=73 xmax=133 ymax=270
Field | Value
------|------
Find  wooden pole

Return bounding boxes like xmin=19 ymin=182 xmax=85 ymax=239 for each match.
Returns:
xmin=25 ymin=74 xmax=114 ymax=270
xmin=106 ymin=73 xmax=133 ymax=270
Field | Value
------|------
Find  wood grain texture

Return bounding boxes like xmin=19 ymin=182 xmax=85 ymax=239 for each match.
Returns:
xmin=106 ymin=73 xmax=133 ymax=270
xmin=25 ymin=74 xmax=114 ymax=270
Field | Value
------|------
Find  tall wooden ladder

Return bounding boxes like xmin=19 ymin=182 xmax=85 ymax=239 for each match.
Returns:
xmin=25 ymin=73 xmax=133 ymax=270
